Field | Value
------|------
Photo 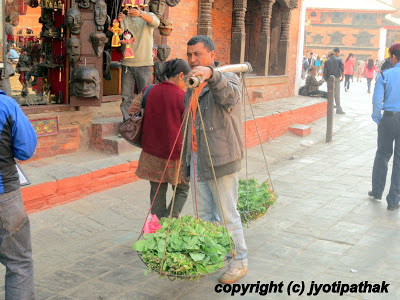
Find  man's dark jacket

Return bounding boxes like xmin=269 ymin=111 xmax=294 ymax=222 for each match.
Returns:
xmin=323 ymin=56 xmax=344 ymax=80
xmin=182 ymin=66 xmax=243 ymax=181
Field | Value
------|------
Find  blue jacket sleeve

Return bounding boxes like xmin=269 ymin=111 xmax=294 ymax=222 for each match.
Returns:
xmin=11 ymin=103 xmax=37 ymax=160
xmin=372 ymin=73 xmax=384 ymax=124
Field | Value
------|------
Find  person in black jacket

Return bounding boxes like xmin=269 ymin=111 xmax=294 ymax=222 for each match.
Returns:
xmin=0 ymin=89 xmax=37 ymax=299
xmin=324 ymin=48 xmax=345 ymax=114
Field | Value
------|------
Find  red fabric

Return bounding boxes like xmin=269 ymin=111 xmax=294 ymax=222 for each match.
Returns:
xmin=141 ymin=82 xmax=185 ymax=160
xmin=362 ymin=65 xmax=378 ymax=79
xmin=344 ymin=57 xmax=355 ymax=75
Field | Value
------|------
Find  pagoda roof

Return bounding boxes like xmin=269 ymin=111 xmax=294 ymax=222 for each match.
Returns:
xmin=305 ymin=0 xmax=397 ymax=12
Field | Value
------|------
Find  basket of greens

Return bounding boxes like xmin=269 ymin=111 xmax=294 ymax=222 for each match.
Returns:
xmin=238 ymin=178 xmax=276 ymax=225
xmin=133 ymin=215 xmax=234 ymax=280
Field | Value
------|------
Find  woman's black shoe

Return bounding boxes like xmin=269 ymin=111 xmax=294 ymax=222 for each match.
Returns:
xmin=387 ymin=204 xmax=400 ymax=211
xmin=368 ymin=191 xmax=382 ymax=200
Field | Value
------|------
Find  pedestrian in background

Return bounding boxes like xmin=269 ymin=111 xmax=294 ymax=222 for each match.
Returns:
xmin=362 ymin=59 xmax=378 ymax=93
xmin=130 ymin=59 xmax=191 ymax=219
xmin=355 ymin=57 xmax=365 ymax=82
xmin=370 ymin=43 xmax=400 ymax=211
xmin=118 ymin=6 xmax=160 ymax=122
xmin=302 ymin=56 xmax=309 ymax=79
xmin=319 ymin=54 xmax=327 ymax=79
xmin=324 ymin=48 xmax=345 ymax=114
xmin=314 ymin=55 xmax=321 ymax=76
xmin=307 ymin=52 xmax=315 ymax=73
xmin=344 ymin=53 xmax=355 ymax=92
xmin=305 ymin=67 xmax=327 ymax=98
xmin=0 ymin=89 xmax=37 ymax=299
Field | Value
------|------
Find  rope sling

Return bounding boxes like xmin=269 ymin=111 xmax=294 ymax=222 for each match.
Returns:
xmin=135 ymin=65 xmax=274 ymax=279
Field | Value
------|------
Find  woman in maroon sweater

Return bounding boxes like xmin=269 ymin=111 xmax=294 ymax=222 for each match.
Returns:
xmin=130 ymin=59 xmax=191 ymax=218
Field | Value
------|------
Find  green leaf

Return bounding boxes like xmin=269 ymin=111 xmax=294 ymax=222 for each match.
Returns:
xmin=189 ymin=253 xmax=205 ymax=262
xmin=132 ymin=240 xmax=147 ymax=252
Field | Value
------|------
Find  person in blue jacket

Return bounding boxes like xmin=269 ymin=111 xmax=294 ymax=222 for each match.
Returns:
xmin=370 ymin=42 xmax=400 ymax=211
xmin=0 ymin=89 xmax=37 ymax=299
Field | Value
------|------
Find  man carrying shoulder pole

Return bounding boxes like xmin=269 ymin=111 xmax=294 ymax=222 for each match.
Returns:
xmin=183 ymin=35 xmax=248 ymax=284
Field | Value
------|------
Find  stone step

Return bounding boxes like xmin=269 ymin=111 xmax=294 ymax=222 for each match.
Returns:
xmin=95 ymin=135 xmax=140 ymax=154
xmin=288 ymin=124 xmax=311 ymax=137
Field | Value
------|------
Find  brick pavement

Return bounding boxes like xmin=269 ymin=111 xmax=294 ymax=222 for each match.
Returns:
xmin=2 ymin=80 xmax=400 ymax=299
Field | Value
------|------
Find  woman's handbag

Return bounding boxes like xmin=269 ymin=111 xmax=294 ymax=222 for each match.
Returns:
xmin=119 ymin=84 xmax=155 ymax=147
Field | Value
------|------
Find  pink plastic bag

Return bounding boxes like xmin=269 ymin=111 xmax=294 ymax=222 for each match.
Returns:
xmin=143 ymin=214 xmax=162 ymax=234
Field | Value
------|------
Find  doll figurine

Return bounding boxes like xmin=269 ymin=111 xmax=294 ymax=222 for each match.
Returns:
xmin=120 ymin=30 xmax=135 ymax=59
xmin=108 ymin=19 xmax=123 ymax=47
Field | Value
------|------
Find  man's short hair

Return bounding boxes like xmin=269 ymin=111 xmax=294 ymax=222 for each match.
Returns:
xmin=309 ymin=66 xmax=315 ymax=71
xmin=333 ymin=47 xmax=340 ymax=53
xmin=187 ymin=35 xmax=215 ymax=52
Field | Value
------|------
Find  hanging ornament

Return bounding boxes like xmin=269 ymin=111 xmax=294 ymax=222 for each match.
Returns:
xmin=121 ymin=30 xmax=135 ymax=59
xmin=108 ymin=19 xmax=123 ymax=47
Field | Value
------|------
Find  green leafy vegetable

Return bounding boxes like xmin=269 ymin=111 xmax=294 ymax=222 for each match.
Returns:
xmin=238 ymin=178 xmax=276 ymax=226
xmin=133 ymin=216 xmax=233 ymax=280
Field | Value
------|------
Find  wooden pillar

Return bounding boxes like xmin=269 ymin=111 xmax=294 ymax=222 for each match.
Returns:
xmin=198 ymin=0 xmax=214 ymax=37
xmin=231 ymin=0 xmax=247 ymax=64
xmin=257 ymin=0 xmax=275 ymax=76
xmin=278 ymin=8 xmax=291 ymax=75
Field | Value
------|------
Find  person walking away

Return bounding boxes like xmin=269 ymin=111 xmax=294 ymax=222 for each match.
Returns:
xmin=344 ymin=53 xmax=355 ymax=92
xmin=0 ymin=89 xmax=37 ymax=299
xmin=355 ymin=58 xmax=365 ymax=82
xmin=183 ymin=35 xmax=247 ymax=284
xmin=324 ymin=48 xmax=345 ymax=114
xmin=301 ymin=56 xmax=309 ymax=80
xmin=307 ymin=52 xmax=315 ymax=73
xmin=362 ymin=59 xmax=378 ymax=93
xmin=305 ymin=67 xmax=327 ymax=98
xmin=130 ymin=59 xmax=191 ymax=219
xmin=320 ymin=55 xmax=327 ymax=78
xmin=118 ymin=6 xmax=160 ymax=121
xmin=314 ymin=55 xmax=321 ymax=77
xmin=369 ymin=42 xmax=400 ymax=211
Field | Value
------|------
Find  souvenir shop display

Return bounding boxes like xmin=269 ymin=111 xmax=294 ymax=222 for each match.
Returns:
xmin=70 ymin=66 xmax=101 ymax=99
xmin=66 ymin=38 xmax=81 ymax=66
xmin=94 ymin=0 xmax=108 ymax=31
xmin=90 ymin=32 xmax=108 ymax=58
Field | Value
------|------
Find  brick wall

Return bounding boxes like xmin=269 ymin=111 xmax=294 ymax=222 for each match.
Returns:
xmin=168 ymin=0 xmax=301 ymax=102
xmin=32 ymin=126 xmax=80 ymax=160
xmin=168 ymin=0 xmax=199 ymax=60
xmin=22 ymin=161 xmax=139 ymax=213
xmin=211 ymin=0 xmax=233 ymax=65
xmin=244 ymin=101 xmax=327 ymax=148
xmin=25 ymin=102 xmax=121 ymax=161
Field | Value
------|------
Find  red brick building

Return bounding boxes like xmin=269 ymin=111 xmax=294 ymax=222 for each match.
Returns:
xmin=304 ymin=0 xmax=396 ymax=61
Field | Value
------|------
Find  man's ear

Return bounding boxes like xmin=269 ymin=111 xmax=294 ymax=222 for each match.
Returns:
xmin=210 ymin=50 xmax=216 ymax=62
xmin=179 ymin=72 xmax=185 ymax=80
